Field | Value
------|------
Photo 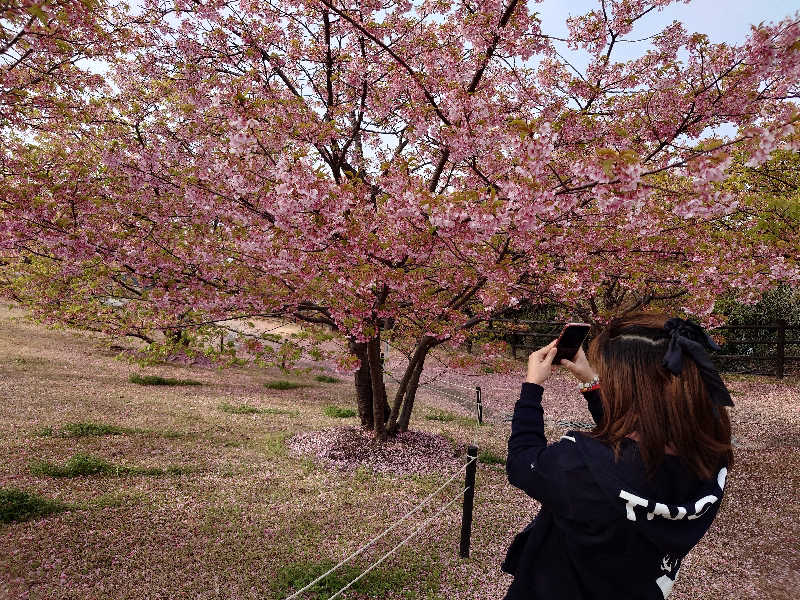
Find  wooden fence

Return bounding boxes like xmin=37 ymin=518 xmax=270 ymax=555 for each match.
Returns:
xmin=474 ymin=318 xmax=799 ymax=379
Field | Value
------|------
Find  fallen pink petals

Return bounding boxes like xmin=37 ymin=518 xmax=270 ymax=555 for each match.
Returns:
xmin=288 ymin=427 xmax=461 ymax=475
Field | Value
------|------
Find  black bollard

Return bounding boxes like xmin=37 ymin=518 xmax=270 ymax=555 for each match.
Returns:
xmin=460 ymin=445 xmax=478 ymax=558
xmin=475 ymin=386 xmax=483 ymax=425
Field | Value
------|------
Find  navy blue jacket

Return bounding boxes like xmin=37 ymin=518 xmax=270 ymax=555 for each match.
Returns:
xmin=502 ymin=383 xmax=728 ymax=600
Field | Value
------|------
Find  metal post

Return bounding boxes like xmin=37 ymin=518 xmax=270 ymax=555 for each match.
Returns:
xmin=460 ymin=445 xmax=478 ymax=559
xmin=776 ymin=319 xmax=786 ymax=379
xmin=475 ymin=387 xmax=483 ymax=425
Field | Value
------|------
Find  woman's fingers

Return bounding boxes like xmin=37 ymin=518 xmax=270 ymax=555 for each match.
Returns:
xmin=560 ymin=349 xmax=597 ymax=383
xmin=542 ymin=346 xmax=557 ymax=365
xmin=526 ymin=343 xmax=558 ymax=385
xmin=531 ymin=339 xmax=557 ymax=359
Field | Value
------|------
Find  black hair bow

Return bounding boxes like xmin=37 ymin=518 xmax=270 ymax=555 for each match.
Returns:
xmin=662 ymin=318 xmax=734 ymax=414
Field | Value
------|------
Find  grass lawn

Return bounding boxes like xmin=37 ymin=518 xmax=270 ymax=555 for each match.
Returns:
xmin=0 ymin=302 xmax=797 ymax=600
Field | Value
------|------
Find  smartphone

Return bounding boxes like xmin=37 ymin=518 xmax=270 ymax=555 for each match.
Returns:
xmin=553 ymin=322 xmax=591 ymax=364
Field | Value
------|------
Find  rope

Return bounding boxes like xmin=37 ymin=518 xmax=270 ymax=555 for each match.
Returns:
xmin=324 ymin=486 xmax=470 ymax=600
xmin=282 ymin=455 xmax=477 ymax=600
xmin=388 ymin=363 xmax=486 ymax=437
xmin=424 ymin=387 xmax=469 ymax=404
xmin=434 ymin=375 xmax=517 ymax=394
xmin=423 ymin=347 xmax=519 ymax=393
xmin=385 ymin=366 xmax=504 ymax=426
xmin=383 ymin=341 xmax=518 ymax=394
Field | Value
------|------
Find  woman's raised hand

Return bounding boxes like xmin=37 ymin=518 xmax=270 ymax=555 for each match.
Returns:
xmin=559 ymin=346 xmax=597 ymax=384
xmin=525 ymin=340 xmax=558 ymax=385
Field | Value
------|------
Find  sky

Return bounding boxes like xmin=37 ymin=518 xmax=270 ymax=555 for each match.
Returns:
xmin=535 ymin=0 xmax=799 ymax=42
xmin=527 ymin=0 xmax=799 ymax=138
xmin=533 ymin=0 xmax=800 ymax=66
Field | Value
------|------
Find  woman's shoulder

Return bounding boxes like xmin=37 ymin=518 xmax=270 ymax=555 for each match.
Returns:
xmin=542 ymin=431 xmax=595 ymax=471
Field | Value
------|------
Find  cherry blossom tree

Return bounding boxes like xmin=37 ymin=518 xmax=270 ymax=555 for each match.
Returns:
xmin=2 ymin=0 xmax=799 ymax=440
xmin=1 ymin=0 xmax=134 ymax=336
xmin=1 ymin=1 xmax=131 ymax=139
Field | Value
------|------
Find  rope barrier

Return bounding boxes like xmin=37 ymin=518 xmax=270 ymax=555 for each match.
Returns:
xmin=282 ymin=455 xmax=477 ymax=600
xmin=384 ymin=364 xmax=512 ymax=405
xmin=385 ymin=363 xmax=508 ymax=425
xmin=435 ymin=375 xmax=517 ymax=394
xmin=423 ymin=346 xmax=520 ymax=392
xmin=324 ymin=486 xmax=470 ymax=600
xmin=382 ymin=341 xmax=519 ymax=394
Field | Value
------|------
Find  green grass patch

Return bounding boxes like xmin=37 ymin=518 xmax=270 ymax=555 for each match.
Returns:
xmin=61 ymin=422 xmax=133 ymax=437
xmin=129 ymin=374 xmax=202 ymax=386
xmin=160 ymin=429 xmax=188 ymax=439
xmin=424 ymin=410 xmax=476 ymax=426
xmin=403 ymin=472 xmax=447 ymax=496
xmin=425 ymin=410 xmax=457 ymax=422
xmin=219 ymin=402 xmax=298 ymax=416
xmin=219 ymin=402 xmax=262 ymax=415
xmin=323 ymin=405 xmax=356 ymax=418
xmin=30 ymin=454 xmax=114 ymax=477
xmin=8 ymin=356 xmax=48 ymax=368
xmin=32 ymin=422 xmax=136 ymax=438
xmin=162 ymin=465 xmax=194 ymax=476
xmin=478 ymin=449 xmax=506 ymax=465
xmin=255 ymin=432 xmax=290 ymax=459
xmin=265 ymin=380 xmax=306 ymax=390
xmin=0 ymin=487 xmax=68 ymax=524
xmin=314 ymin=374 xmax=340 ymax=383
xmin=272 ymin=559 xmax=413 ymax=600
xmin=29 ymin=453 xmax=192 ymax=478
xmin=89 ymin=490 xmax=147 ymax=509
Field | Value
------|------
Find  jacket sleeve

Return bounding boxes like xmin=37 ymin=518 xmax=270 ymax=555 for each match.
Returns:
xmin=583 ymin=389 xmax=603 ymax=426
xmin=506 ymin=382 xmax=578 ymax=506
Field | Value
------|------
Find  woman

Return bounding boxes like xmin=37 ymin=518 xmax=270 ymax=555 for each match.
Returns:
xmin=502 ymin=313 xmax=734 ymax=599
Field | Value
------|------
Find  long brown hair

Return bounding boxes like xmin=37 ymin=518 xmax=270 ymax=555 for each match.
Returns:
xmin=588 ymin=313 xmax=733 ymax=480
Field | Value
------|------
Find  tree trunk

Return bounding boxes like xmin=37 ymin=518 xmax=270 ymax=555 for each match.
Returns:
xmin=349 ymin=340 xmax=374 ymax=429
xmin=387 ymin=336 xmax=435 ymax=433
xmin=397 ymin=354 xmax=424 ymax=432
xmin=387 ymin=336 xmax=432 ymax=431
xmin=366 ymin=335 xmax=388 ymax=441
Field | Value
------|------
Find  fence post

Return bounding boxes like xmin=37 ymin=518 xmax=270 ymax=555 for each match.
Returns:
xmin=776 ymin=320 xmax=786 ymax=379
xmin=475 ymin=387 xmax=483 ymax=425
xmin=460 ymin=445 xmax=478 ymax=559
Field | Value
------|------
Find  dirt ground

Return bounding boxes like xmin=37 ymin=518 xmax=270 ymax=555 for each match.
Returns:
xmin=0 ymin=302 xmax=798 ymax=600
